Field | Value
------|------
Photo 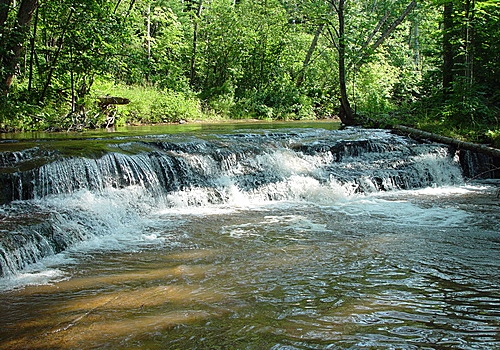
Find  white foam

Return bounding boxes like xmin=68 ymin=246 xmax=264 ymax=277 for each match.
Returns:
xmin=0 ymin=267 xmax=67 ymax=292
xmin=325 ymin=192 xmax=471 ymax=229
xmin=1 ymin=127 xmax=485 ymax=291
xmin=369 ymin=184 xmax=492 ymax=200
xmin=1 ymin=182 xmax=485 ymax=291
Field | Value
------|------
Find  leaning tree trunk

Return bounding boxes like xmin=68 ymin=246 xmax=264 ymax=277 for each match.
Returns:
xmin=296 ymin=24 xmax=324 ymax=88
xmin=393 ymin=125 xmax=500 ymax=159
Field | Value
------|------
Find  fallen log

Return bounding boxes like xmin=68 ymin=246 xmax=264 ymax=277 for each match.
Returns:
xmin=393 ymin=125 xmax=500 ymax=159
xmin=97 ymin=96 xmax=129 ymax=128
xmin=98 ymin=96 xmax=130 ymax=106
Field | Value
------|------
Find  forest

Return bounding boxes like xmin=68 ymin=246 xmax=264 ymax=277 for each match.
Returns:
xmin=0 ymin=0 xmax=498 ymax=146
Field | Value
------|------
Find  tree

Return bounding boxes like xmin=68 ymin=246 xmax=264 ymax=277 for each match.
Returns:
xmin=335 ymin=0 xmax=356 ymax=125
xmin=189 ymin=0 xmax=203 ymax=86
xmin=0 ymin=0 xmax=38 ymax=93
xmin=321 ymin=0 xmax=417 ymax=125
xmin=442 ymin=1 xmax=454 ymax=97
xmin=436 ymin=0 xmax=499 ymax=125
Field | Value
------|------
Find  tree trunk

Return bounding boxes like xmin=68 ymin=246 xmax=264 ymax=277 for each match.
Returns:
xmin=355 ymin=0 xmax=417 ymax=68
xmin=1 ymin=0 xmax=38 ymax=94
xmin=0 ymin=0 xmax=12 ymax=29
xmin=371 ymin=0 xmax=417 ymax=52
xmin=113 ymin=0 xmax=123 ymax=14
xmin=27 ymin=3 xmax=38 ymax=92
xmin=190 ymin=0 xmax=203 ymax=86
xmin=337 ymin=0 xmax=356 ymax=125
xmin=359 ymin=11 xmax=390 ymax=54
xmin=411 ymin=13 xmax=420 ymax=68
xmin=296 ymin=24 xmax=324 ymax=88
xmin=146 ymin=2 xmax=151 ymax=82
xmin=334 ymin=0 xmax=417 ymax=125
xmin=126 ymin=0 xmax=136 ymax=17
xmin=443 ymin=1 xmax=454 ymax=99
xmin=463 ymin=0 xmax=475 ymax=89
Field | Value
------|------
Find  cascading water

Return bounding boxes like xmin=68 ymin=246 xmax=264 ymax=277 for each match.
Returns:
xmin=0 ymin=127 xmax=465 ymax=278
xmin=0 ymin=124 xmax=498 ymax=350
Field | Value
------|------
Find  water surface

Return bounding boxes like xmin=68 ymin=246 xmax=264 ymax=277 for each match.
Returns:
xmin=0 ymin=123 xmax=498 ymax=349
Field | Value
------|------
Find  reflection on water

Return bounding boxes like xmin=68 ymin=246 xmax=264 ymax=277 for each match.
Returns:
xmin=0 ymin=187 xmax=499 ymax=349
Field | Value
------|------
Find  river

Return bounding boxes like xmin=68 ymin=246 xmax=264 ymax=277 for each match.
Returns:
xmin=0 ymin=122 xmax=498 ymax=349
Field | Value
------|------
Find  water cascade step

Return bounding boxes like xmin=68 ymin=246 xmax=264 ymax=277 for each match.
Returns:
xmin=0 ymin=127 xmax=488 ymax=277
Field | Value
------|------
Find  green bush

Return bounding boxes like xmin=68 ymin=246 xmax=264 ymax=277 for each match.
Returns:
xmin=0 ymin=95 xmax=71 ymax=132
xmin=233 ymin=85 xmax=315 ymax=120
xmin=92 ymin=80 xmax=204 ymax=125
xmin=150 ymin=90 xmax=203 ymax=123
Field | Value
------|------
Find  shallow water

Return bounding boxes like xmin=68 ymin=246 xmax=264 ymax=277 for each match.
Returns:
xmin=0 ymin=123 xmax=499 ymax=349
xmin=1 ymin=186 xmax=499 ymax=349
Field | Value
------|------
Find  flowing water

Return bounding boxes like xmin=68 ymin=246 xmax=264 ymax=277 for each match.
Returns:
xmin=0 ymin=122 xmax=498 ymax=349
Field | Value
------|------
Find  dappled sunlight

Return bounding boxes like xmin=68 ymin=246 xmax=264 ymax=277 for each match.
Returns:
xmin=58 ymin=283 xmax=226 ymax=313
xmin=2 ymin=310 xmax=215 ymax=350
xmin=0 ymin=248 xmax=232 ymax=350
xmin=1 ymin=277 xmax=229 ymax=350
xmin=13 ymin=249 xmax=219 ymax=296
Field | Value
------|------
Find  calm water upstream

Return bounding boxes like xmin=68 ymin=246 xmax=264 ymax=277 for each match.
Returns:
xmin=0 ymin=122 xmax=498 ymax=349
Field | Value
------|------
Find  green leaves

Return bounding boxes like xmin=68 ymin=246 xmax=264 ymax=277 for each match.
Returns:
xmin=0 ymin=0 xmax=497 ymax=140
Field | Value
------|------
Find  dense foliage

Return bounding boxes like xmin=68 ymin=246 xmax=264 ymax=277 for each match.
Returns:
xmin=0 ymin=0 xmax=498 ymax=144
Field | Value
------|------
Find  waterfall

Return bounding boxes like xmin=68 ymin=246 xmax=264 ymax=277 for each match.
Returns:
xmin=0 ymin=127 xmax=485 ymax=277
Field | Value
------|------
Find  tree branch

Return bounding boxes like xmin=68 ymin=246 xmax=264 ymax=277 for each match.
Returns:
xmin=296 ymin=23 xmax=325 ymax=88
xmin=361 ymin=11 xmax=390 ymax=52
xmin=371 ymin=0 xmax=417 ymax=52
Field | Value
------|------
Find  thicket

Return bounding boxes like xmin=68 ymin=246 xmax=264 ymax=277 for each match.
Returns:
xmin=0 ymin=0 xmax=498 ymax=146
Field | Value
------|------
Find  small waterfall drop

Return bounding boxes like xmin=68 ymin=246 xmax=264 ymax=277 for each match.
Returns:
xmin=0 ymin=126 xmax=484 ymax=278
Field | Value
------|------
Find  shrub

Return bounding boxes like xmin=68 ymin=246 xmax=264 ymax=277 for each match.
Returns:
xmin=92 ymin=80 xmax=204 ymax=124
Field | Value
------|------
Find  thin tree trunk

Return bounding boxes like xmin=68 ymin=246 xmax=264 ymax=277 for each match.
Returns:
xmin=70 ymin=46 xmax=75 ymax=112
xmin=126 ymin=0 xmax=136 ymax=17
xmin=146 ymin=2 xmax=151 ymax=82
xmin=411 ymin=15 xmax=420 ymax=68
xmin=353 ymin=0 xmax=417 ymax=71
xmin=190 ymin=0 xmax=203 ymax=86
xmin=464 ymin=0 xmax=475 ymax=89
xmin=371 ymin=0 xmax=417 ymax=52
xmin=27 ymin=3 xmax=38 ymax=92
xmin=296 ymin=24 xmax=324 ymax=88
xmin=113 ymin=0 xmax=122 ymax=14
xmin=443 ymin=1 xmax=454 ymax=99
xmin=1 ymin=0 xmax=38 ymax=93
xmin=360 ymin=11 xmax=390 ymax=54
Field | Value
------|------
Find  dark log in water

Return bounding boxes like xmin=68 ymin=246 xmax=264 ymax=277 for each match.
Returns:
xmin=393 ymin=125 xmax=500 ymax=159
xmin=393 ymin=125 xmax=500 ymax=179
